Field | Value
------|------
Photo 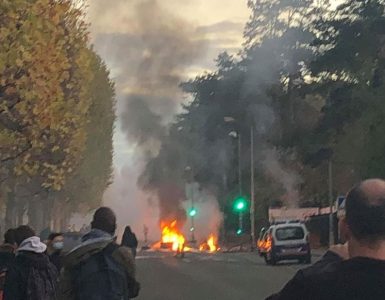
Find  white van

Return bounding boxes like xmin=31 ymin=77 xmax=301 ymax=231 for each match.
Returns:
xmin=260 ymin=221 xmax=311 ymax=265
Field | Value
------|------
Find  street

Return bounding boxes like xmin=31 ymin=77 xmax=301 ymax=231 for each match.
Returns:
xmin=136 ymin=250 xmax=316 ymax=300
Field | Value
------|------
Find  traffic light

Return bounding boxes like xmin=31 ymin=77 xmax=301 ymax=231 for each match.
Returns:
xmin=233 ymin=196 xmax=247 ymax=212
xmin=236 ymin=229 xmax=242 ymax=235
xmin=188 ymin=208 xmax=197 ymax=217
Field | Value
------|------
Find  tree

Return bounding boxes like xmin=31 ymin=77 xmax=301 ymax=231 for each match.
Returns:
xmin=0 ymin=0 xmax=114 ymax=231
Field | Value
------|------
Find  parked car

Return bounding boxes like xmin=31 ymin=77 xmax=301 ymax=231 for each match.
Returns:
xmin=259 ymin=221 xmax=311 ymax=265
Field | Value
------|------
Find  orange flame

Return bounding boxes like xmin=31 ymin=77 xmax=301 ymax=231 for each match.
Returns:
xmin=199 ymin=234 xmax=218 ymax=252
xmin=161 ymin=220 xmax=185 ymax=252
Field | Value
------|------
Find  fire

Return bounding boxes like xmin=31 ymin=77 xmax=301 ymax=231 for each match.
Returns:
xmin=161 ymin=220 xmax=185 ymax=252
xmin=199 ymin=234 xmax=218 ymax=252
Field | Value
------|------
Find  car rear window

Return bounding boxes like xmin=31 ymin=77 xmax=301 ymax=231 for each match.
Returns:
xmin=275 ymin=226 xmax=305 ymax=241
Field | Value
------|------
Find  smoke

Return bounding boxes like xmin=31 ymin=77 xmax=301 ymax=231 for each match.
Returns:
xmin=90 ymin=0 xmax=206 ymax=231
xmin=242 ymin=35 xmax=304 ymax=206
xmin=262 ymin=148 xmax=302 ymax=207
xmin=103 ymin=166 xmax=161 ymax=242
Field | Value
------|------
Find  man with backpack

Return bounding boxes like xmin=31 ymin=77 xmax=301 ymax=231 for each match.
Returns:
xmin=59 ymin=207 xmax=140 ymax=300
xmin=0 ymin=229 xmax=17 ymax=300
xmin=3 ymin=225 xmax=58 ymax=300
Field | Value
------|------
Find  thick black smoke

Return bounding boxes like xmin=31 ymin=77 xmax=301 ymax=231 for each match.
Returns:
xmin=93 ymin=0 xmax=206 ymax=226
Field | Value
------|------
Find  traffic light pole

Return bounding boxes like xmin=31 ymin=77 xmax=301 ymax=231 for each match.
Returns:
xmin=238 ymin=133 xmax=243 ymax=233
xmin=239 ymin=212 xmax=243 ymax=233
xmin=250 ymin=126 xmax=256 ymax=250
xmin=328 ymin=159 xmax=334 ymax=246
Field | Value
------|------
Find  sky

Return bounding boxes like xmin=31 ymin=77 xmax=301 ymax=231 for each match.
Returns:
xmin=86 ymin=0 xmax=250 ymax=240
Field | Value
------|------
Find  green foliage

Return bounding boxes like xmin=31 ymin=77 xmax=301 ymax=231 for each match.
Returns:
xmin=0 ymin=0 xmax=115 ymax=227
xmin=143 ymin=0 xmax=385 ymax=230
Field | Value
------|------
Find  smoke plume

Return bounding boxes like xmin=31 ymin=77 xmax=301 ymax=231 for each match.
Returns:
xmin=91 ymin=0 xmax=206 ymax=229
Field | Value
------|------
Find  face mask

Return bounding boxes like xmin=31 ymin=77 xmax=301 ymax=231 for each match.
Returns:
xmin=52 ymin=241 xmax=64 ymax=251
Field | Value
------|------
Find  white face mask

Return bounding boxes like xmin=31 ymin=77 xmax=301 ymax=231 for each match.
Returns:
xmin=52 ymin=241 xmax=64 ymax=251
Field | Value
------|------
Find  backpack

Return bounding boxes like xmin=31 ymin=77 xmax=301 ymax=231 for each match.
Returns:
xmin=0 ymin=266 xmax=7 ymax=300
xmin=26 ymin=258 xmax=58 ymax=300
xmin=71 ymin=243 xmax=138 ymax=300
xmin=0 ymin=251 xmax=15 ymax=300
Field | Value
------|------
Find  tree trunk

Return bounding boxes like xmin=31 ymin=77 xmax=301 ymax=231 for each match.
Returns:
xmin=28 ymin=194 xmax=46 ymax=233
xmin=5 ymin=191 xmax=16 ymax=230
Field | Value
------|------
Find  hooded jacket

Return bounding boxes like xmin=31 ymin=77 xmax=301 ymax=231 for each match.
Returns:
xmin=3 ymin=236 xmax=58 ymax=300
xmin=59 ymin=229 xmax=136 ymax=300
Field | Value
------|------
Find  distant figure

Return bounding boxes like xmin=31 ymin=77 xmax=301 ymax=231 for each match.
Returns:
xmin=143 ymin=225 xmax=149 ymax=244
xmin=122 ymin=226 xmax=138 ymax=258
xmin=0 ymin=229 xmax=16 ymax=299
xmin=59 ymin=207 xmax=140 ymax=300
xmin=46 ymin=233 xmax=64 ymax=273
xmin=267 ymin=179 xmax=385 ymax=300
xmin=39 ymin=227 xmax=51 ymax=244
xmin=4 ymin=225 xmax=58 ymax=300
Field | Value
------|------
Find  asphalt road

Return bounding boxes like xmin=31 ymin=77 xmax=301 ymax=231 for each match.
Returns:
xmin=135 ymin=250 xmax=313 ymax=300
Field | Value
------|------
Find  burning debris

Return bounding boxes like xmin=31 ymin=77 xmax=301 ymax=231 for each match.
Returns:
xmin=199 ymin=234 xmax=219 ymax=253
xmin=158 ymin=220 xmax=185 ymax=252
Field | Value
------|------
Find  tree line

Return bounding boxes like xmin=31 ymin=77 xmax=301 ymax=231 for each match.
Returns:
xmin=141 ymin=0 xmax=385 ymax=232
xmin=0 ymin=0 xmax=115 ymax=233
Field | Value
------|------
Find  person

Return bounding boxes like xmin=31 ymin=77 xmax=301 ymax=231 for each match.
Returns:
xmin=46 ymin=232 xmax=64 ymax=272
xmin=40 ymin=227 xmax=51 ymax=244
xmin=267 ymin=179 xmax=385 ymax=300
xmin=121 ymin=226 xmax=138 ymax=258
xmin=4 ymin=225 xmax=58 ymax=300
xmin=0 ymin=229 xmax=17 ymax=299
xmin=59 ymin=207 xmax=140 ymax=300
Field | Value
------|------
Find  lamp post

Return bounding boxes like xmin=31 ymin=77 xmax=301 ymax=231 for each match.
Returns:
xmin=225 ymin=117 xmax=256 ymax=245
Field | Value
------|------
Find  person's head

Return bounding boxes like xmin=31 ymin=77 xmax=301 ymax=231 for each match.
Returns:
xmin=47 ymin=232 xmax=64 ymax=252
xmin=14 ymin=225 xmax=36 ymax=247
xmin=91 ymin=207 xmax=117 ymax=235
xmin=4 ymin=228 xmax=16 ymax=246
xmin=340 ymin=179 xmax=385 ymax=253
xmin=124 ymin=226 xmax=132 ymax=234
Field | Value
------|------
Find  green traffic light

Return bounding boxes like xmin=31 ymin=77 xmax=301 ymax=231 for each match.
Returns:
xmin=233 ymin=196 xmax=247 ymax=212
xmin=236 ymin=229 xmax=242 ymax=235
xmin=189 ymin=208 xmax=197 ymax=217
xmin=236 ymin=202 xmax=245 ymax=210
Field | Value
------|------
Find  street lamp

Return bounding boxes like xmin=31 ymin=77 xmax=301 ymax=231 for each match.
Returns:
xmin=225 ymin=117 xmax=256 ymax=249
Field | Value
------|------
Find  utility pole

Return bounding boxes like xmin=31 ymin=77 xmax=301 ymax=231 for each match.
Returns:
xmin=328 ymin=159 xmax=334 ymax=246
xmin=250 ymin=126 xmax=256 ymax=250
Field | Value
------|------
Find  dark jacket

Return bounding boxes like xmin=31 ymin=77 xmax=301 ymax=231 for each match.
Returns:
xmin=0 ymin=244 xmax=15 ymax=270
xmin=121 ymin=228 xmax=138 ymax=249
xmin=48 ymin=251 xmax=62 ymax=273
xmin=267 ymin=250 xmax=342 ymax=300
xmin=4 ymin=251 xmax=58 ymax=300
xmin=267 ymin=255 xmax=385 ymax=300
xmin=59 ymin=229 xmax=136 ymax=300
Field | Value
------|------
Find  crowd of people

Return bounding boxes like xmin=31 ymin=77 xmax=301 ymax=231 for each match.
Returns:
xmin=1 ymin=178 xmax=385 ymax=300
xmin=0 ymin=207 xmax=140 ymax=300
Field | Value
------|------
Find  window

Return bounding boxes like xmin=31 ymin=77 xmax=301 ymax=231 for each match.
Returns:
xmin=275 ymin=227 xmax=305 ymax=241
